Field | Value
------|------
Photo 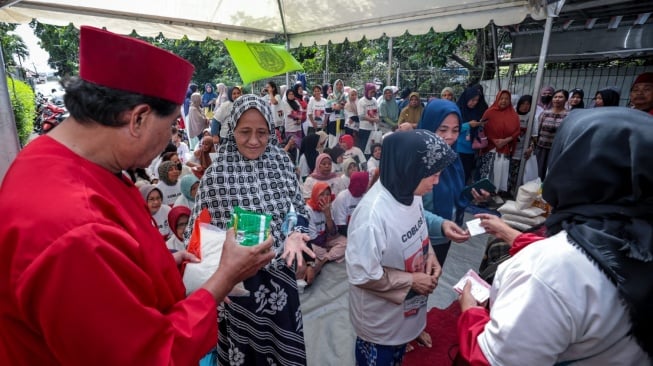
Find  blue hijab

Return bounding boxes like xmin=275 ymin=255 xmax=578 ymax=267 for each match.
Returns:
xmin=418 ymin=99 xmax=467 ymax=224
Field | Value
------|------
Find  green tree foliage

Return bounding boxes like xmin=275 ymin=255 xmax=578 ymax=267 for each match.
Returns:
xmin=0 ymin=23 xmax=29 ymax=71
xmin=6 ymin=76 xmax=36 ymax=145
xmin=27 ymin=21 xmax=473 ymax=92
xmin=393 ymin=27 xmax=471 ymax=70
xmin=30 ymin=21 xmax=79 ymax=77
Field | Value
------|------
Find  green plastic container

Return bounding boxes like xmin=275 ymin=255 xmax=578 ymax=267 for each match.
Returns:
xmin=228 ymin=206 xmax=272 ymax=246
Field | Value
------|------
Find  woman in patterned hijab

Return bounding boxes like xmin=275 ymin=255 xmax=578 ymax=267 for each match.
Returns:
xmin=188 ymin=94 xmax=313 ymax=365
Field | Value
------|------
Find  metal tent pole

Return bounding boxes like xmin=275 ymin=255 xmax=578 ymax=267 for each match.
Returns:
xmin=516 ymin=14 xmax=554 ymax=188
xmin=0 ymin=43 xmax=21 ymax=185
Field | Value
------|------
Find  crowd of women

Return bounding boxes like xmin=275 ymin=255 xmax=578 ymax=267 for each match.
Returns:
xmin=132 ymin=72 xmax=652 ymax=365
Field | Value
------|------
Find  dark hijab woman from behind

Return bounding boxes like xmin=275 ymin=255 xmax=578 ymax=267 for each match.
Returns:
xmin=188 ymin=94 xmax=313 ymax=366
xmin=457 ymin=107 xmax=653 ymax=365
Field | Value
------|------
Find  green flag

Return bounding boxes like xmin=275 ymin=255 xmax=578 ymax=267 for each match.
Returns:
xmin=223 ymin=40 xmax=304 ymax=85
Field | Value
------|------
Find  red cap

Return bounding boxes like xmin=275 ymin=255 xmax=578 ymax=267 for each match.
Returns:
xmin=633 ymin=72 xmax=653 ymax=87
xmin=79 ymin=26 xmax=194 ymax=104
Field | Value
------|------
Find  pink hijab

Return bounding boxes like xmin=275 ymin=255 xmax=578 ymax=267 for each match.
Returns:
xmin=309 ymin=153 xmax=339 ymax=180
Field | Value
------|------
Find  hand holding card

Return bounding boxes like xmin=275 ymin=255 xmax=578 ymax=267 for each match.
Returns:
xmin=453 ymin=269 xmax=491 ymax=303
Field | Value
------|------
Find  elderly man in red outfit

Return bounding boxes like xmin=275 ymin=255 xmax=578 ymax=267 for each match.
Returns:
xmin=0 ymin=26 xmax=274 ymax=365
xmin=630 ymin=72 xmax=653 ymax=115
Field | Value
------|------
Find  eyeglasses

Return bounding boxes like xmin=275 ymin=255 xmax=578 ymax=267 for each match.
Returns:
xmin=147 ymin=196 xmax=162 ymax=202
xmin=169 ymin=163 xmax=182 ymax=171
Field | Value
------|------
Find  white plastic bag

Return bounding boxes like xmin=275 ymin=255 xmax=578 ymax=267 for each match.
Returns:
xmin=492 ymin=153 xmax=510 ymax=192
xmin=182 ymin=223 xmax=249 ymax=297
xmin=523 ymin=155 xmax=539 ymax=185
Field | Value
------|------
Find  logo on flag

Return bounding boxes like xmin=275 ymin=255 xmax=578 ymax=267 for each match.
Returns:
xmin=247 ymin=44 xmax=284 ymax=72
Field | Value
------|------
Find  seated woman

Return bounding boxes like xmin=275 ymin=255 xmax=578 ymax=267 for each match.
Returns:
xmin=298 ymin=133 xmax=321 ymax=181
xmin=332 ymin=171 xmax=369 ymax=236
xmin=139 ymin=184 xmax=171 ymax=240
xmin=326 ymin=145 xmax=345 ymax=175
xmin=156 ymin=161 xmax=182 ymax=206
xmin=339 ymin=134 xmax=366 ymax=167
xmin=174 ymin=174 xmax=199 ymax=209
xmin=186 ymin=135 xmax=215 ymax=178
xmin=338 ymin=157 xmax=360 ymax=192
xmin=302 ymin=153 xmax=345 ymax=199
xmin=297 ymin=182 xmax=348 ymax=287
xmin=166 ymin=206 xmax=191 ymax=252
xmin=456 ymin=108 xmax=652 ymax=365
xmin=366 ymin=143 xmax=381 ymax=178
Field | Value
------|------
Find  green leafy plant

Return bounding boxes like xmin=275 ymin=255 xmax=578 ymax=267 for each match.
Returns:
xmin=7 ymin=77 xmax=35 ymax=145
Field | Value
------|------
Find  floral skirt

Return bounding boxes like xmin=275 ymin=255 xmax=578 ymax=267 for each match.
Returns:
xmin=217 ymin=265 xmax=306 ymax=365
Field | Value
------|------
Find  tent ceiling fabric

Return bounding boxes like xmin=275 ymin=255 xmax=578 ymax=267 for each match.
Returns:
xmin=0 ymin=0 xmax=546 ymax=46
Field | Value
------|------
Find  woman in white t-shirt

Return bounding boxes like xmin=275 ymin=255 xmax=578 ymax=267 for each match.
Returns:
xmin=139 ymin=184 xmax=172 ymax=240
xmin=266 ymin=81 xmax=284 ymax=133
xmin=302 ymin=153 xmax=345 ymax=199
xmin=283 ymin=88 xmax=305 ymax=147
xmin=339 ymin=134 xmax=366 ymax=168
xmin=346 ymin=130 xmax=457 ymax=365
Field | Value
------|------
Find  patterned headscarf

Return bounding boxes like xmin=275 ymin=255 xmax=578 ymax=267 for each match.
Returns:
xmin=188 ymin=94 xmax=309 ymax=260
xmin=380 ymin=129 xmax=457 ymax=205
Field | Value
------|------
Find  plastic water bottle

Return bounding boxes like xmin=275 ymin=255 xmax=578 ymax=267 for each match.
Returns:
xmin=281 ymin=205 xmax=297 ymax=236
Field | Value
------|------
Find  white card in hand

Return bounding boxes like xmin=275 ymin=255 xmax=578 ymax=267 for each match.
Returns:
xmin=453 ymin=269 xmax=491 ymax=303
xmin=466 ymin=218 xmax=486 ymax=236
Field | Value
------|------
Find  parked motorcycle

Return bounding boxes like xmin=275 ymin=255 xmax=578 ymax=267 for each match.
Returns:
xmin=34 ymin=98 xmax=68 ymax=134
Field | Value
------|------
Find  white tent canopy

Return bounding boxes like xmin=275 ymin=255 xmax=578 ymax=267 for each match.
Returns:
xmin=0 ymin=0 xmax=546 ymax=46
xmin=0 ymin=0 xmax=549 ymax=183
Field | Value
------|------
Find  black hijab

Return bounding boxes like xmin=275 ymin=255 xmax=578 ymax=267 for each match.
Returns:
xmin=516 ymin=95 xmax=533 ymax=115
xmin=380 ymin=130 xmax=457 ymax=206
xmin=595 ymin=88 xmax=621 ymax=107
xmin=569 ymin=88 xmax=585 ymax=109
xmin=299 ymin=134 xmax=321 ymax=172
xmin=542 ymin=107 xmax=653 ymax=357
xmin=456 ymin=85 xmax=488 ymax=122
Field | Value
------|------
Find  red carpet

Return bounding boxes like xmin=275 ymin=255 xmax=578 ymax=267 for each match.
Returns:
xmin=402 ymin=302 xmax=461 ymax=366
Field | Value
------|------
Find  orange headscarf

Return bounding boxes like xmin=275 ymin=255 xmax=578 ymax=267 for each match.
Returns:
xmin=481 ymin=90 xmax=521 ymax=155
xmin=306 ymin=181 xmax=334 ymax=211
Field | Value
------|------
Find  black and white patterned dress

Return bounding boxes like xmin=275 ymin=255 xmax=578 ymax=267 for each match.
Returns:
xmin=188 ymin=95 xmax=309 ymax=365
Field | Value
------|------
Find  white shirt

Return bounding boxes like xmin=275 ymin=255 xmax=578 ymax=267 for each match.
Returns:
xmin=479 ymin=231 xmax=649 ymax=365
xmin=156 ymin=181 xmax=182 ymax=206
xmin=307 ymin=98 xmax=327 ymax=128
xmin=176 ymin=142 xmax=190 ymax=163
xmin=357 ymin=97 xmax=379 ymax=131
xmin=331 ymin=189 xmax=362 ymax=226
xmin=346 ymin=182 xmax=429 ymax=345
xmin=152 ymin=205 xmax=171 ymax=238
